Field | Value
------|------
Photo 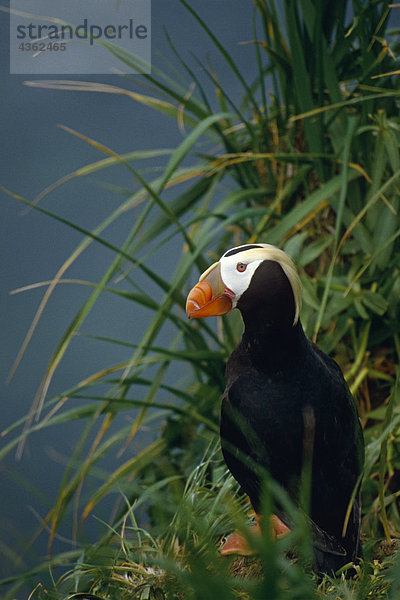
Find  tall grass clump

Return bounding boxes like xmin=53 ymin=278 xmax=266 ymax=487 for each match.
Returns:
xmin=2 ymin=0 xmax=400 ymax=598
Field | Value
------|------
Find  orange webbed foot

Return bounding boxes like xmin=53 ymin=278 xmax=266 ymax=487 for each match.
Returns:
xmin=219 ymin=513 xmax=290 ymax=556
xmin=270 ymin=514 xmax=291 ymax=538
xmin=219 ymin=522 xmax=260 ymax=556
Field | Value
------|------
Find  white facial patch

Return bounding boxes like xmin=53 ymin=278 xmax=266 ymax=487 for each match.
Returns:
xmin=218 ymin=244 xmax=302 ymax=324
xmin=220 ymin=256 xmax=263 ymax=308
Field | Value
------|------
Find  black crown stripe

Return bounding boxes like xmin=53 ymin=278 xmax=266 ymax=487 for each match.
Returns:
xmin=223 ymin=244 xmax=263 ymax=258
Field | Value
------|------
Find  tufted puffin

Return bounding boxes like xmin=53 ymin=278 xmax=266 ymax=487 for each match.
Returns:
xmin=186 ymin=243 xmax=364 ymax=575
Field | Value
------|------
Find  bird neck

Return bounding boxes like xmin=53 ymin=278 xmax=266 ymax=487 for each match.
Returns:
xmin=241 ymin=311 xmax=308 ymax=372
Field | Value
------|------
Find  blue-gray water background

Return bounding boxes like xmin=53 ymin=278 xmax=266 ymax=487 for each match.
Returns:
xmin=1 ymin=0 xmax=259 ymax=588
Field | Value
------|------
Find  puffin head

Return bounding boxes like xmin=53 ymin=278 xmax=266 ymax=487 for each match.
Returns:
xmin=186 ymin=243 xmax=301 ymax=326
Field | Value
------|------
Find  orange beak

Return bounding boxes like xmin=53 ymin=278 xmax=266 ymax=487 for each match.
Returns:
xmin=186 ymin=261 xmax=234 ymax=319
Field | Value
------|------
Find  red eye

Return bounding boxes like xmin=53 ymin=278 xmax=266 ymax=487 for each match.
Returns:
xmin=236 ymin=262 xmax=247 ymax=272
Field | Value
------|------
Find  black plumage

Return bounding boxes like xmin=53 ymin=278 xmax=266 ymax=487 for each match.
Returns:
xmin=187 ymin=246 xmax=364 ymax=575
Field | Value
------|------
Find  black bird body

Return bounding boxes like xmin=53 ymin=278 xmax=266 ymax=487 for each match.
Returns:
xmin=221 ymin=322 xmax=364 ymax=572
xmin=186 ymin=244 xmax=364 ymax=574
